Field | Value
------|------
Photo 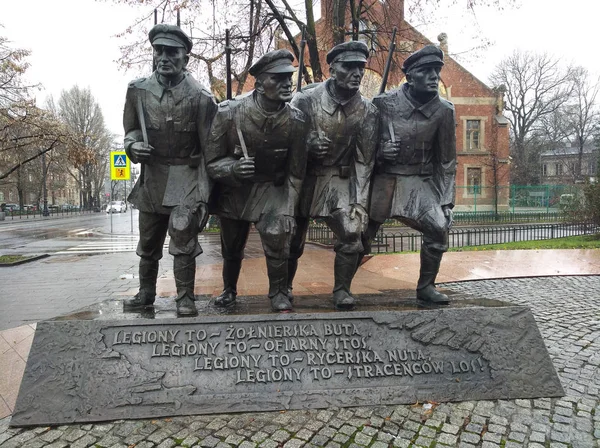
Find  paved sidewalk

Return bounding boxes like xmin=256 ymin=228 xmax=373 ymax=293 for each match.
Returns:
xmin=1 ymin=248 xmax=600 ymax=447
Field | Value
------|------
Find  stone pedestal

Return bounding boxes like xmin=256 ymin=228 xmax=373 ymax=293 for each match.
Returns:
xmin=11 ymin=293 xmax=563 ymax=426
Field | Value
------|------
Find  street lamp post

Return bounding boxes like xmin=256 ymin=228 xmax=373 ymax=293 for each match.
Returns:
xmin=41 ymin=151 xmax=49 ymax=216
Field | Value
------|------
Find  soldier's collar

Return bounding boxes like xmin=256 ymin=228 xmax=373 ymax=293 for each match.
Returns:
xmin=400 ymin=84 xmax=441 ymax=118
xmin=146 ymin=72 xmax=190 ymax=104
xmin=247 ymin=92 xmax=290 ymax=130
xmin=322 ymin=79 xmax=362 ymax=116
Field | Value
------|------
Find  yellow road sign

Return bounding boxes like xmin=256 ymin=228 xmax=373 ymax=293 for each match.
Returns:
xmin=110 ymin=151 xmax=130 ymax=181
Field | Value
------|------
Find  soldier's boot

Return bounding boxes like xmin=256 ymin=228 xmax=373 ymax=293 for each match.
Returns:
xmin=214 ymin=259 xmax=241 ymax=308
xmin=333 ymin=252 xmax=359 ymax=310
xmin=123 ymin=259 xmax=158 ymax=310
xmin=416 ymin=247 xmax=449 ymax=304
xmin=287 ymin=258 xmax=298 ymax=303
xmin=174 ymin=255 xmax=198 ymax=316
xmin=267 ymin=257 xmax=292 ymax=312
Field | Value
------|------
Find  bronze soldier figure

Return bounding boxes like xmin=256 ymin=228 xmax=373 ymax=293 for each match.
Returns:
xmin=122 ymin=24 xmax=217 ymax=316
xmin=366 ymin=45 xmax=456 ymax=304
xmin=206 ymin=49 xmax=307 ymax=312
xmin=289 ymin=41 xmax=379 ymax=310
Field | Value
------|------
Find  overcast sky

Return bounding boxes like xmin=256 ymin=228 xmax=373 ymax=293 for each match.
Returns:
xmin=2 ymin=0 xmax=599 ymax=139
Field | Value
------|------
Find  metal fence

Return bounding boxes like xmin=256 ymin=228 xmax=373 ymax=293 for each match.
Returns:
xmin=0 ymin=208 xmax=101 ymax=221
xmin=455 ymin=184 xmax=586 ymax=213
xmin=307 ymin=222 xmax=599 ymax=254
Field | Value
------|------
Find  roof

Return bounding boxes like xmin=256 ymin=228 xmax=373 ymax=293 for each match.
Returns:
xmin=540 ymin=145 xmax=598 ymax=157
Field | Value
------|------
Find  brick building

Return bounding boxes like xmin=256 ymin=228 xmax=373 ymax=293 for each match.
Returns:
xmin=277 ymin=0 xmax=511 ymax=211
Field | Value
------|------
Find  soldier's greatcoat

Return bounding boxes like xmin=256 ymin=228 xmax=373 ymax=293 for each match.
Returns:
xmin=206 ymin=92 xmax=307 ymax=223
xmin=123 ymin=72 xmax=217 ymax=215
xmin=291 ymin=79 xmax=379 ymax=218
xmin=369 ymin=84 xmax=456 ymax=228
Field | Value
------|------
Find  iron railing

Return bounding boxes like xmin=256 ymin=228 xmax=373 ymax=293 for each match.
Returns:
xmin=307 ymin=222 xmax=599 ymax=253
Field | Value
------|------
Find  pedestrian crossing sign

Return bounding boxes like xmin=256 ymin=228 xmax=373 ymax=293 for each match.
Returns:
xmin=110 ymin=151 xmax=130 ymax=181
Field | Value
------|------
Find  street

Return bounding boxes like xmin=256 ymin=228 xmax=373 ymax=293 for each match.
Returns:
xmin=0 ymin=211 xmax=229 ymax=331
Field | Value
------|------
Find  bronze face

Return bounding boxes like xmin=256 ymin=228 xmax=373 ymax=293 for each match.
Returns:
xmin=330 ymin=61 xmax=366 ymax=94
xmin=153 ymin=45 xmax=189 ymax=79
xmin=406 ymin=64 xmax=441 ymax=100
xmin=257 ymin=73 xmax=294 ymax=102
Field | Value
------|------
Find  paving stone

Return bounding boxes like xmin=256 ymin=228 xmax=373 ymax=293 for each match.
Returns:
xmin=332 ymin=433 xmax=350 ymax=444
xmin=482 ymin=432 xmax=502 ymax=443
xmin=225 ymin=434 xmax=246 ymax=445
xmin=157 ymin=439 xmax=177 ymax=448
xmin=284 ymin=439 xmax=306 ymax=448
xmin=437 ymin=433 xmax=458 ymax=446
xmin=413 ymin=435 xmax=434 ymax=447
xmin=239 ymin=441 xmax=257 ymax=448
xmin=460 ymin=432 xmax=481 ymax=444
xmin=200 ymin=435 xmax=222 ymax=447
xmin=507 ymin=431 xmax=526 ymax=443
xmin=392 ymin=437 xmax=411 ymax=448
xmin=353 ymin=431 xmax=372 ymax=446
xmin=70 ymin=435 xmax=98 ymax=448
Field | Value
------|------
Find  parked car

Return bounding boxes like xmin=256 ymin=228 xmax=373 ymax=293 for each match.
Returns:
xmin=106 ymin=201 xmax=127 ymax=213
xmin=3 ymin=203 xmax=20 ymax=213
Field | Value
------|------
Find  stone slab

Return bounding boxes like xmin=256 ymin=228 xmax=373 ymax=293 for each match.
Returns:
xmin=11 ymin=305 xmax=563 ymax=426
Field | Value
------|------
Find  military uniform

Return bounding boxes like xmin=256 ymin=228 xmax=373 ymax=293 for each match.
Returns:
xmin=123 ymin=24 xmax=217 ymax=315
xmin=206 ymin=50 xmax=307 ymax=311
xmin=366 ymin=45 xmax=456 ymax=303
xmin=289 ymin=41 xmax=378 ymax=309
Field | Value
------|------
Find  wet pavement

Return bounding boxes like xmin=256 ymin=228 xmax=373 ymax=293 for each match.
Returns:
xmin=1 ymin=215 xmax=600 ymax=446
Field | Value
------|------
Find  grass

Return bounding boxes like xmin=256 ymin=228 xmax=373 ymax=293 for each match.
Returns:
xmin=0 ymin=254 xmax=32 ymax=264
xmin=450 ymin=234 xmax=600 ymax=252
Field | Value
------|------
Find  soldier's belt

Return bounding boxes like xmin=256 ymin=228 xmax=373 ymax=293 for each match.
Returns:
xmin=152 ymin=154 xmax=200 ymax=166
xmin=308 ymin=165 xmax=350 ymax=178
xmin=378 ymin=163 xmax=433 ymax=176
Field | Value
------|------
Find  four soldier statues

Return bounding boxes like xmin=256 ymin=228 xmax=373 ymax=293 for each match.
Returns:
xmin=123 ymin=24 xmax=456 ymax=316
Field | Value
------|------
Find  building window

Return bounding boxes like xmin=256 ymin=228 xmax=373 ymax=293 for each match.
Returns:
xmin=467 ymin=167 xmax=482 ymax=194
xmin=542 ymin=164 xmax=547 ymax=177
xmin=555 ymin=163 xmax=563 ymax=176
xmin=466 ymin=120 xmax=481 ymax=150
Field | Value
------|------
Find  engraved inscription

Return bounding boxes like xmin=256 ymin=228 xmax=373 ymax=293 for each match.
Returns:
xmin=102 ymin=319 xmax=490 ymax=390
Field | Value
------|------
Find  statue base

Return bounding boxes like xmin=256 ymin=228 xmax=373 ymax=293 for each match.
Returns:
xmin=11 ymin=291 xmax=563 ymax=426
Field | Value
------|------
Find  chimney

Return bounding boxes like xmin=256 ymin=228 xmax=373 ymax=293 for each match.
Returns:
xmin=437 ymin=33 xmax=448 ymax=54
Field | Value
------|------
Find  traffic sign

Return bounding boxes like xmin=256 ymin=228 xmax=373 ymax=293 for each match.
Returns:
xmin=110 ymin=151 xmax=130 ymax=181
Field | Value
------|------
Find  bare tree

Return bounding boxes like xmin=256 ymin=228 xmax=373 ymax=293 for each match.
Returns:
xmin=55 ymin=86 xmax=114 ymax=210
xmin=563 ymin=67 xmax=600 ymax=180
xmin=109 ymin=0 xmax=518 ymax=94
xmin=490 ymin=50 xmax=575 ymax=185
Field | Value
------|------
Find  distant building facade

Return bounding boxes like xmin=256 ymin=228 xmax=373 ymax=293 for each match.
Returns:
xmin=540 ymin=143 xmax=598 ymax=185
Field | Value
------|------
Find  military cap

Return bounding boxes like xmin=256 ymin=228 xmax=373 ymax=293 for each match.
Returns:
xmin=249 ymin=49 xmax=296 ymax=77
xmin=326 ymin=41 xmax=369 ymax=65
xmin=149 ymin=24 xmax=193 ymax=54
xmin=401 ymin=45 xmax=444 ymax=73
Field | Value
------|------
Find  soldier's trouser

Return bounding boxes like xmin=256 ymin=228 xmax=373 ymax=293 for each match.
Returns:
xmin=255 ymin=212 xmax=293 ymax=298
xmin=174 ymin=255 xmax=196 ymax=302
xmin=325 ymin=208 xmax=364 ymax=295
xmin=137 ymin=211 xmax=202 ymax=299
xmin=136 ymin=212 xmax=170 ymax=296
xmin=288 ymin=216 xmax=310 ymax=291
xmin=219 ymin=217 xmax=251 ymax=293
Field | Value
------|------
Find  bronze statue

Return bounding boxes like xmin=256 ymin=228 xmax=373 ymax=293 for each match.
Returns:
xmin=206 ymin=49 xmax=307 ymax=312
xmin=122 ymin=24 xmax=217 ymax=316
xmin=289 ymin=41 xmax=379 ymax=310
xmin=366 ymin=45 xmax=456 ymax=304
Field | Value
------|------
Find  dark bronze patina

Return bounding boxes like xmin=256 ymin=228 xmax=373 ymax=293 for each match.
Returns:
xmin=206 ymin=49 xmax=308 ymax=312
xmin=290 ymin=41 xmax=379 ymax=310
xmin=365 ymin=45 xmax=456 ymax=304
xmin=122 ymin=24 xmax=217 ymax=317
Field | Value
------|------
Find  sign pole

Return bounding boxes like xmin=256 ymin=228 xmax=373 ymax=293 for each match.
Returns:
xmin=110 ymin=186 xmax=113 ymax=234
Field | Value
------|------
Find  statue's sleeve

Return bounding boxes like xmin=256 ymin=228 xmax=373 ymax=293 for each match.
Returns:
xmin=196 ymin=91 xmax=219 ymax=204
xmin=282 ymin=110 xmax=309 ymax=216
xmin=435 ymin=104 xmax=457 ymax=209
xmin=351 ymin=102 xmax=379 ymax=209
xmin=205 ymin=105 xmax=242 ymax=187
xmin=371 ymin=95 xmax=388 ymax=170
xmin=123 ymin=85 xmax=142 ymax=162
